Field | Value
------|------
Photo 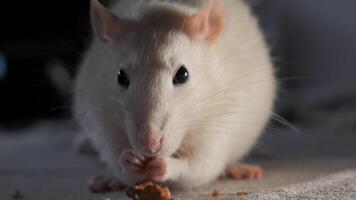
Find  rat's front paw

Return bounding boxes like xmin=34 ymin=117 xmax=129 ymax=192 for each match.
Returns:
xmin=146 ymin=156 xmax=169 ymax=182
xmin=119 ymin=149 xmax=145 ymax=175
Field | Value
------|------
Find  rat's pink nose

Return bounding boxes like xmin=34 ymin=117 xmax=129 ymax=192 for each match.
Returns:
xmin=139 ymin=133 xmax=163 ymax=154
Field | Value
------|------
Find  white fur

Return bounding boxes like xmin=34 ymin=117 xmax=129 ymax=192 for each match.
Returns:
xmin=73 ymin=0 xmax=276 ymax=188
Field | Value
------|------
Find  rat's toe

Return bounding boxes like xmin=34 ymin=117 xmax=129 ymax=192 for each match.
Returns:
xmin=225 ymin=164 xmax=263 ymax=180
xmin=89 ymin=176 xmax=125 ymax=193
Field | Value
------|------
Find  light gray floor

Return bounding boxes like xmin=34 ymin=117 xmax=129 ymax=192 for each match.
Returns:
xmin=1 ymin=121 xmax=356 ymax=200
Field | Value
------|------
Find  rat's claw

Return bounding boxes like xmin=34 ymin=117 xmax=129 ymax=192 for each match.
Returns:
xmin=146 ymin=156 xmax=169 ymax=182
xmin=119 ymin=150 xmax=145 ymax=175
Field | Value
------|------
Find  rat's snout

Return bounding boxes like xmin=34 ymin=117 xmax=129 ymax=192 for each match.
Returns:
xmin=138 ymin=129 xmax=164 ymax=154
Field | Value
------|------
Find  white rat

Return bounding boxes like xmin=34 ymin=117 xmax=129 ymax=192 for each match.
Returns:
xmin=73 ymin=0 xmax=276 ymax=188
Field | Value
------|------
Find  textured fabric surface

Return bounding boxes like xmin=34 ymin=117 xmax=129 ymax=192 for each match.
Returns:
xmin=0 ymin=121 xmax=356 ymax=200
xmin=240 ymin=170 xmax=356 ymax=200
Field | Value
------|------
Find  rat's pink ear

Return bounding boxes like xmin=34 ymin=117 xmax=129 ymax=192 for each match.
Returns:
xmin=183 ymin=0 xmax=225 ymax=44
xmin=90 ymin=0 xmax=127 ymax=44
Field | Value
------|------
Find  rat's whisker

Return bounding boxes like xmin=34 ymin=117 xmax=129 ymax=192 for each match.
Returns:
xmin=271 ymin=113 xmax=301 ymax=134
xmin=187 ymin=79 xmax=273 ymax=112
xmin=171 ymin=117 xmax=294 ymax=136
xmin=106 ymin=96 xmax=130 ymax=114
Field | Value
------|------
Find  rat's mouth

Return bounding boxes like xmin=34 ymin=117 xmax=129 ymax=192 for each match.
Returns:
xmin=131 ymin=144 xmax=179 ymax=159
xmin=131 ymin=142 xmax=165 ymax=158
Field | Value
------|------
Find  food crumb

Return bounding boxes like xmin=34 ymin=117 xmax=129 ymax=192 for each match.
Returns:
xmin=126 ymin=180 xmax=173 ymax=200
xmin=236 ymin=192 xmax=249 ymax=196
xmin=211 ymin=190 xmax=220 ymax=197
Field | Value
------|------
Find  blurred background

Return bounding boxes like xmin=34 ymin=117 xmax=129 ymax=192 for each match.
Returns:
xmin=1 ymin=0 xmax=356 ymax=131
xmin=0 ymin=0 xmax=89 ymax=128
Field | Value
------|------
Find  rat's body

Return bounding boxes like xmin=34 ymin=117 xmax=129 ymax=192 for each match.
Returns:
xmin=74 ymin=0 xmax=275 ymax=188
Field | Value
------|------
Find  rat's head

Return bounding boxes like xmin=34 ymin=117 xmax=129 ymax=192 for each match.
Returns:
xmin=90 ymin=0 xmax=225 ymax=156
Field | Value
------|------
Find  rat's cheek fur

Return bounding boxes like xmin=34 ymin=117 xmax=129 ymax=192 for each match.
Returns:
xmin=163 ymin=130 xmax=186 ymax=156
xmin=123 ymin=117 xmax=139 ymax=150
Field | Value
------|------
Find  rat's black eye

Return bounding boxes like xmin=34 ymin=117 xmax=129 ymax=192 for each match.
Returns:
xmin=117 ymin=69 xmax=130 ymax=88
xmin=173 ymin=65 xmax=189 ymax=85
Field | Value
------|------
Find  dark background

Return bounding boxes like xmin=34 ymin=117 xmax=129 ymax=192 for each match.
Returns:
xmin=0 ymin=0 xmax=90 ymax=127
xmin=1 ymin=0 xmax=356 ymax=130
